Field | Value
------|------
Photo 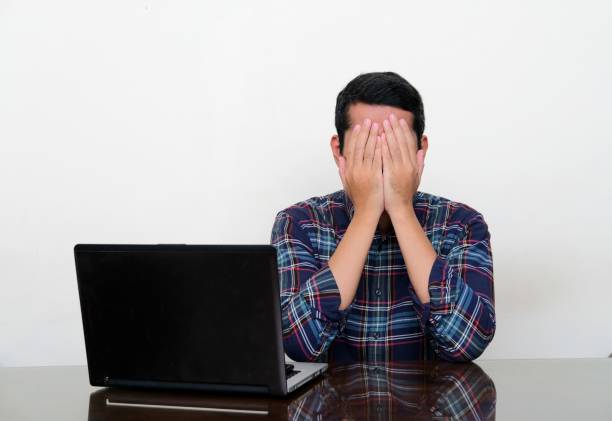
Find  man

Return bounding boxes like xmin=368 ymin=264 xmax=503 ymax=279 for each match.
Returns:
xmin=270 ymin=72 xmax=495 ymax=364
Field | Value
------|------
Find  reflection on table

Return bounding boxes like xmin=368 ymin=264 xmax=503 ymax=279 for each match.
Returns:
xmin=88 ymin=361 xmax=496 ymax=420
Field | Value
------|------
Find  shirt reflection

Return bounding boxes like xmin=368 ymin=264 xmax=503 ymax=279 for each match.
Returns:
xmin=294 ymin=361 xmax=496 ymax=420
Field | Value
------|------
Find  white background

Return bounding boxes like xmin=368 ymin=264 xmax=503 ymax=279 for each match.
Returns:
xmin=1 ymin=0 xmax=610 ymax=366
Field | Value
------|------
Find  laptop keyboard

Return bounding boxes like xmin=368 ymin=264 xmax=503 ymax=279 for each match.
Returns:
xmin=285 ymin=363 xmax=300 ymax=380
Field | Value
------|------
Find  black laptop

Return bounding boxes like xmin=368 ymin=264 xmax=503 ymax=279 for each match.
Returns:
xmin=74 ymin=244 xmax=327 ymax=396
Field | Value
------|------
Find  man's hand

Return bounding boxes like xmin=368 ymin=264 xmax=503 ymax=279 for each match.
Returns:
xmin=380 ymin=113 xmax=425 ymax=217
xmin=378 ymin=113 xmax=435 ymax=305
xmin=338 ymin=118 xmax=384 ymax=219
xmin=331 ymin=118 xmax=384 ymax=311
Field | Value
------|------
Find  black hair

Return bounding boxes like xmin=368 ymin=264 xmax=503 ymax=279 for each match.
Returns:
xmin=334 ymin=71 xmax=425 ymax=153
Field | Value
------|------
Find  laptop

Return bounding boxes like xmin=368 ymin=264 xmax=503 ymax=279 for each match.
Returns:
xmin=74 ymin=244 xmax=327 ymax=396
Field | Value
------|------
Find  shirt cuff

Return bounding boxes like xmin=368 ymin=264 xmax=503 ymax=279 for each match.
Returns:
xmin=409 ymin=255 xmax=448 ymax=330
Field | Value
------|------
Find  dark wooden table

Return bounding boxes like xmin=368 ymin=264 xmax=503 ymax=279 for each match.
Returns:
xmin=1 ymin=358 xmax=611 ymax=420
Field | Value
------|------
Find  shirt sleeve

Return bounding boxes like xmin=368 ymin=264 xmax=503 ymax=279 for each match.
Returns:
xmin=408 ymin=211 xmax=496 ymax=361
xmin=270 ymin=210 xmax=350 ymax=362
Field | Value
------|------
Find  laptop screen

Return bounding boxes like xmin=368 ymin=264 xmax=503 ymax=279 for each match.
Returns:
xmin=75 ymin=245 xmax=283 ymax=388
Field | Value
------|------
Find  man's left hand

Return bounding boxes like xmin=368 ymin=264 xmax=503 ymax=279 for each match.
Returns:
xmin=380 ymin=113 xmax=424 ymax=217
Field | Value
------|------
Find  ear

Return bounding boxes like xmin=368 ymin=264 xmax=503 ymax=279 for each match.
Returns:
xmin=330 ymin=134 xmax=342 ymax=168
xmin=420 ymin=134 xmax=429 ymax=159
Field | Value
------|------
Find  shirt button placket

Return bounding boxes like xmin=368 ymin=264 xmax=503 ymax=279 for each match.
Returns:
xmin=376 ymin=235 xmax=385 ymax=300
xmin=373 ymin=234 xmax=386 ymax=362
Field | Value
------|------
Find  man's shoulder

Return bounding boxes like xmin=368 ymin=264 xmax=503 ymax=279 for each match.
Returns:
xmin=416 ymin=190 xmax=485 ymax=224
xmin=273 ymin=189 xmax=486 ymax=226
xmin=274 ymin=189 xmax=345 ymax=224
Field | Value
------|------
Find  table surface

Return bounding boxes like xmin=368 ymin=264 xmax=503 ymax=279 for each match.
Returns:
xmin=1 ymin=358 xmax=611 ymax=420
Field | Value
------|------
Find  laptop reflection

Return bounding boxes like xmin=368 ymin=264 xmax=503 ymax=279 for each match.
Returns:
xmin=87 ymin=375 xmax=325 ymax=421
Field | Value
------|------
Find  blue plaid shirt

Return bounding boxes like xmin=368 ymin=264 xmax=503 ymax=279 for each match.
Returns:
xmin=270 ymin=189 xmax=495 ymax=364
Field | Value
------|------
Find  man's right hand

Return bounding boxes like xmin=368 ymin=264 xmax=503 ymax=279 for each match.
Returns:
xmin=330 ymin=118 xmax=384 ymax=311
xmin=338 ymin=118 xmax=384 ymax=219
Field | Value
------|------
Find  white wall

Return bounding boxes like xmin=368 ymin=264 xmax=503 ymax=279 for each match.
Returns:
xmin=1 ymin=0 xmax=610 ymax=366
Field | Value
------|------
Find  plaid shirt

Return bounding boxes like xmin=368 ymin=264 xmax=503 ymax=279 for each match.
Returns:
xmin=270 ymin=188 xmax=495 ymax=364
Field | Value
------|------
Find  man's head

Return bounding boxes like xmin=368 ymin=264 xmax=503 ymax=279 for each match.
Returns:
xmin=331 ymin=72 xmax=428 ymax=161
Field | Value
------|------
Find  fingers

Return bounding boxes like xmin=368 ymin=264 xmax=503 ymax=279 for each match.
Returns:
xmin=397 ymin=116 xmax=418 ymax=163
xmin=382 ymin=117 xmax=404 ymax=163
xmin=363 ymin=122 xmax=379 ymax=165
xmin=344 ymin=123 xmax=361 ymax=164
xmin=388 ymin=113 xmax=414 ymax=166
xmin=381 ymin=132 xmax=392 ymax=168
xmin=373 ymin=135 xmax=382 ymax=171
xmin=353 ymin=118 xmax=372 ymax=166
xmin=347 ymin=115 xmax=419 ymax=171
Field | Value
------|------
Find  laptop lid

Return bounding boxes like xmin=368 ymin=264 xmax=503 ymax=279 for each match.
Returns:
xmin=74 ymin=244 xmax=287 ymax=395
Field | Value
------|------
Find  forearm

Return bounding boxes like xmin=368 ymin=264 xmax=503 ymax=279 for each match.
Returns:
xmin=271 ymin=210 xmax=350 ymax=361
xmin=389 ymin=207 xmax=437 ymax=304
xmin=396 ymin=212 xmax=496 ymax=361
xmin=328 ymin=210 xmax=379 ymax=310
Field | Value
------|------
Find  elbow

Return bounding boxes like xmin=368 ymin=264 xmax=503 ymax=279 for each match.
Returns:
xmin=435 ymin=334 xmax=494 ymax=362
xmin=280 ymin=296 xmax=340 ymax=362
xmin=436 ymin=336 xmax=493 ymax=362
xmin=281 ymin=312 xmax=327 ymax=362
xmin=282 ymin=334 xmax=322 ymax=362
xmin=433 ymin=308 xmax=496 ymax=362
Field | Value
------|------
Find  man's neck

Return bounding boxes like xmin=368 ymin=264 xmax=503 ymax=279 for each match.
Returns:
xmin=378 ymin=211 xmax=393 ymax=236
